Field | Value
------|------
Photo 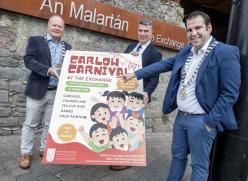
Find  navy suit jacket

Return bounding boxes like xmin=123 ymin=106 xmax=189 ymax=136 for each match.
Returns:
xmin=24 ymin=36 xmax=72 ymax=100
xmin=135 ymin=40 xmax=241 ymax=132
xmin=124 ymin=43 xmax=162 ymax=99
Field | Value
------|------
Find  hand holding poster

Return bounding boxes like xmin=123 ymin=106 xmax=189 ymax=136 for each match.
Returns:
xmin=43 ymin=51 xmax=146 ymax=166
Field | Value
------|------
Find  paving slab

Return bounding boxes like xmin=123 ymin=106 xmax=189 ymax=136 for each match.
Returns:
xmin=0 ymin=132 xmax=191 ymax=181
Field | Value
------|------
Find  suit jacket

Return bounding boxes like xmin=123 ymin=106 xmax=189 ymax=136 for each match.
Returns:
xmin=124 ymin=43 xmax=162 ymax=99
xmin=135 ymin=39 xmax=241 ymax=132
xmin=24 ymin=36 xmax=72 ymax=100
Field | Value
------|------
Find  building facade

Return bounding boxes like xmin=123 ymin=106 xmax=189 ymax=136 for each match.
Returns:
xmin=0 ymin=0 xmax=185 ymax=135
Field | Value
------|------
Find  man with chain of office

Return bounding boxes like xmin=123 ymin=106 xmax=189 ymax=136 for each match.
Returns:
xmin=121 ymin=11 xmax=241 ymax=180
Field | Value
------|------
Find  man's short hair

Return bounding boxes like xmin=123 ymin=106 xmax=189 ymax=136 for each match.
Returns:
xmin=139 ymin=18 xmax=152 ymax=26
xmin=184 ymin=10 xmax=211 ymax=27
xmin=48 ymin=14 xmax=65 ymax=27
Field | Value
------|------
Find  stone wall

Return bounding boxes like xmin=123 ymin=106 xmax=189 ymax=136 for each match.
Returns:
xmin=0 ymin=0 xmax=184 ymax=135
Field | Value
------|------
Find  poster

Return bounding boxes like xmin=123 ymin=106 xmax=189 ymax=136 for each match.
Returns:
xmin=43 ymin=51 xmax=146 ymax=166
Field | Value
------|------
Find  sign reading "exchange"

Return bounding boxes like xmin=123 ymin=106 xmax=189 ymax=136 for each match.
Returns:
xmin=0 ymin=0 xmax=188 ymax=50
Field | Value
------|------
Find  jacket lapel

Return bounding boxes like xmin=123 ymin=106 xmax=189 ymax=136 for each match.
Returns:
xmin=126 ymin=43 xmax=138 ymax=53
xmin=42 ymin=36 xmax=52 ymax=65
xmin=195 ymin=50 xmax=214 ymax=85
xmin=196 ymin=38 xmax=218 ymax=85
xmin=172 ymin=46 xmax=192 ymax=75
xmin=142 ymin=43 xmax=152 ymax=64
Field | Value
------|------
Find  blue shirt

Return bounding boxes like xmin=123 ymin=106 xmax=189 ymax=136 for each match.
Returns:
xmin=46 ymin=34 xmax=63 ymax=87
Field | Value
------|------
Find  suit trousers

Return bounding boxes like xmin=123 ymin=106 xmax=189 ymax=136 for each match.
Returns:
xmin=167 ymin=112 xmax=217 ymax=181
xmin=20 ymin=90 xmax=56 ymax=154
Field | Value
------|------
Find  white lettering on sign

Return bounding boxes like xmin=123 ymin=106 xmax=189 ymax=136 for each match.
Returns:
xmin=38 ymin=0 xmax=185 ymax=49
xmin=40 ymin=0 xmax=53 ymax=13
xmin=70 ymin=2 xmax=129 ymax=32
xmin=151 ymin=34 xmax=185 ymax=50
xmin=40 ymin=0 xmax=64 ymax=15
xmin=54 ymin=1 xmax=63 ymax=15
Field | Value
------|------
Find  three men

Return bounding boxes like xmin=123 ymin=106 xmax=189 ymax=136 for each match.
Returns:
xmin=19 ymin=15 xmax=72 ymax=169
xmin=122 ymin=11 xmax=240 ymax=180
xmin=19 ymin=10 xmax=241 ymax=180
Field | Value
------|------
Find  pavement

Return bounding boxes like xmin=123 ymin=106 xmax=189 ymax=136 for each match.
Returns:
xmin=0 ymin=131 xmax=191 ymax=181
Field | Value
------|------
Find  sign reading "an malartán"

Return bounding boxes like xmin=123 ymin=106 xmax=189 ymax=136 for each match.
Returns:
xmin=0 ymin=0 xmax=188 ymax=50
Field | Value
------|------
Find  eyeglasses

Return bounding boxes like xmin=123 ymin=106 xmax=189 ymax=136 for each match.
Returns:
xmin=139 ymin=19 xmax=152 ymax=26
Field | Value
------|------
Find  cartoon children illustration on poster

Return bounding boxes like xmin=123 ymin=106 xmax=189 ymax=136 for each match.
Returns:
xmin=90 ymin=103 xmax=114 ymax=133
xmin=123 ymin=115 xmax=145 ymax=151
xmin=102 ymin=91 xmax=127 ymax=128
xmin=43 ymin=51 xmax=145 ymax=166
xmin=80 ymin=90 xmax=145 ymax=153
xmin=78 ymin=123 xmax=111 ymax=152
xmin=126 ymin=92 xmax=145 ymax=118
xmin=110 ymin=127 xmax=129 ymax=151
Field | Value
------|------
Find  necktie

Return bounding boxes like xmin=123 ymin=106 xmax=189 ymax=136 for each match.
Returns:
xmin=136 ymin=44 xmax=142 ymax=52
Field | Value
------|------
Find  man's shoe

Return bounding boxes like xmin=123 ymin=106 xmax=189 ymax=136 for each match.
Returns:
xmin=19 ymin=154 xmax=31 ymax=169
xmin=39 ymin=151 xmax=44 ymax=158
xmin=109 ymin=166 xmax=132 ymax=171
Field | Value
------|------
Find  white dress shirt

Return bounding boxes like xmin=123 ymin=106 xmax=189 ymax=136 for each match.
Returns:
xmin=133 ymin=41 xmax=151 ymax=55
xmin=177 ymin=36 xmax=213 ymax=114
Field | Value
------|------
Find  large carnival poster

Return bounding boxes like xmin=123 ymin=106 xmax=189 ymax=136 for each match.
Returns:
xmin=43 ymin=51 xmax=146 ymax=166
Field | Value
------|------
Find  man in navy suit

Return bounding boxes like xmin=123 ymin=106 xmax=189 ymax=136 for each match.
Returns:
xmin=122 ymin=11 xmax=241 ymax=180
xmin=19 ymin=15 xmax=72 ymax=169
xmin=110 ymin=19 xmax=162 ymax=171
xmin=124 ymin=18 xmax=162 ymax=104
